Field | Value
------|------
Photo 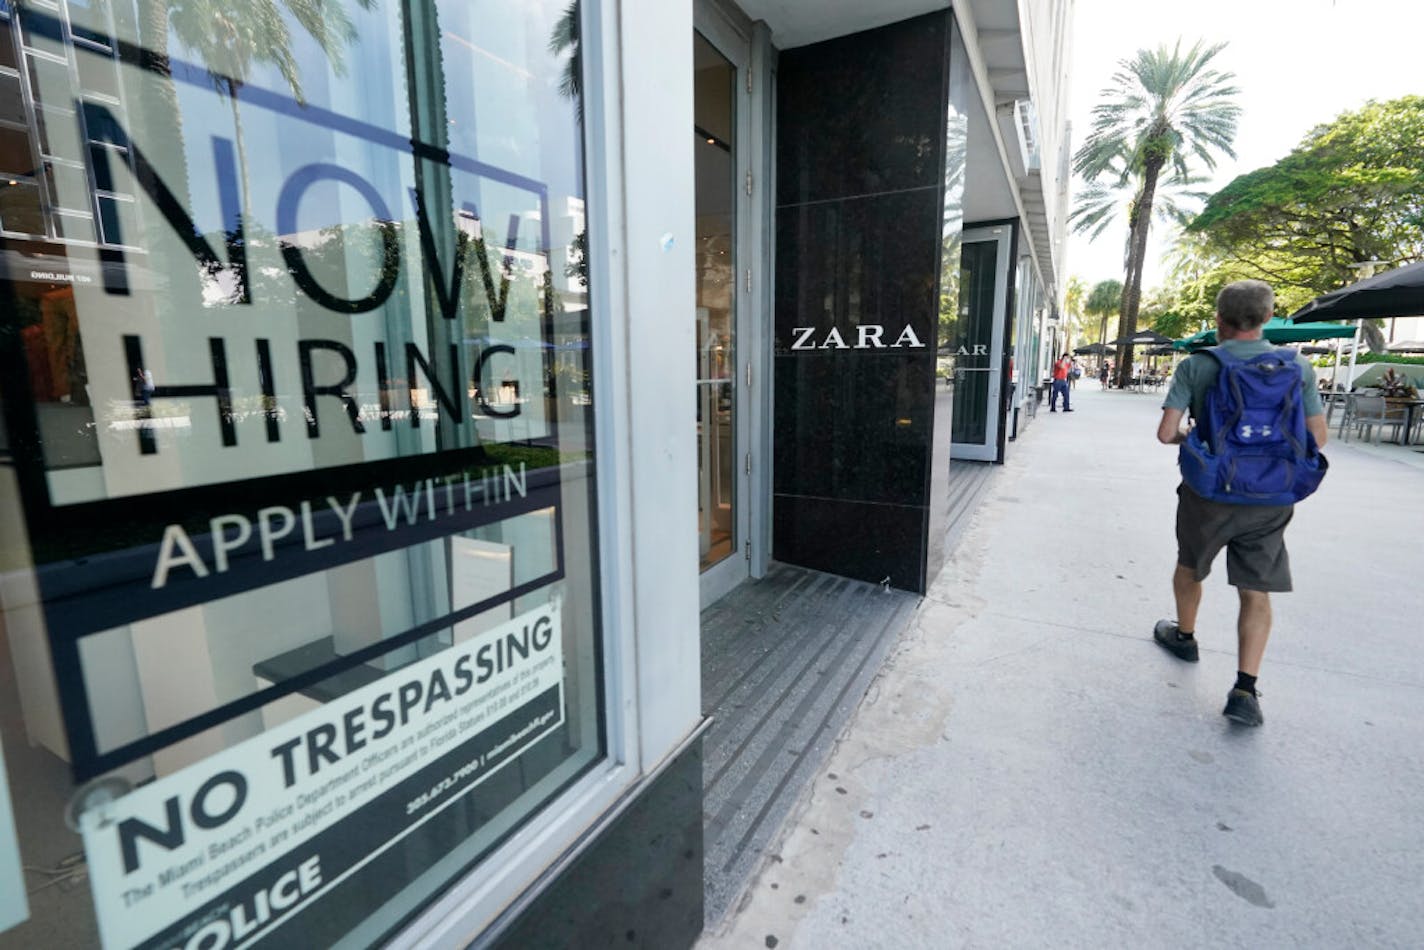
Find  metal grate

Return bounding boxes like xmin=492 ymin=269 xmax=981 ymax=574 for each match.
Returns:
xmin=699 ymin=563 xmax=919 ymax=924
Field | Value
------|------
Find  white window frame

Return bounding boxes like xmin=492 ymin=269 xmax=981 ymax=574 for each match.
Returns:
xmin=392 ymin=0 xmax=704 ymax=945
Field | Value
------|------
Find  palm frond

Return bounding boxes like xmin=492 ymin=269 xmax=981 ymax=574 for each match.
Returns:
xmin=1073 ymin=34 xmax=1241 ymax=275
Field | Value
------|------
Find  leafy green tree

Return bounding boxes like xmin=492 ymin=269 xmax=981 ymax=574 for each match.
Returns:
xmin=1189 ymin=96 xmax=1424 ymax=296
xmin=1138 ymin=283 xmax=1191 ymax=339
xmin=1072 ymin=40 xmax=1240 ymax=386
xmin=1161 ymin=231 xmax=1231 ymax=330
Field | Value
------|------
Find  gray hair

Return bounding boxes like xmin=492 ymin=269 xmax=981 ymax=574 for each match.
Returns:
xmin=1216 ymin=280 xmax=1274 ymax=330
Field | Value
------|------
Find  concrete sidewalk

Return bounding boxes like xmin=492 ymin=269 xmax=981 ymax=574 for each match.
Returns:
xmin=700 ymin=385 xmax=1424 ymax=949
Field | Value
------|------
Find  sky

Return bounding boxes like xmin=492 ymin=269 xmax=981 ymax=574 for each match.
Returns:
xmin=1065 ymin=0 xmax=1424 ymax=294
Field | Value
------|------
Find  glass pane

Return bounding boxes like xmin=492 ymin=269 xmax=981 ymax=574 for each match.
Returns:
xmin=25 ymin=54 xmax=73 ymax=112
xmin=65 ymin=0 xmax=113 ymax=49
xmin=93 ymin=190 xmax=136 ymax=244
xmin=951 ymin=239 xmax=998 ymax=445
xmin=935 ymin=21 xmax=971 ymax=462
xmin=0 ymin=73 xmax=24 ymax=124
xmin=36 ymin=106 xmax=81 ymax=161
xmin=0 ymin=2 xmax=604 ymax=947
xmin=73 ymin=49 xmax=118 ymax=100
xmin=0 ymin=122 xmax=32 ymax=173
xmin=0 ymin=177 xmax=42 ymax=232
xmin=17 ymin=6 xmax=68 ymax=61
xmin=76 ymin=508 xmax=559 ymax=758
xmin=43 ymin=158 xmax=87 ymax=210
xmin=51 ymin=208 xmax=93 ymax=241
xmin=0 ymin=17 xmax=18 ymax=72
xmin=694 ymin=31 xmax=735 ymax=572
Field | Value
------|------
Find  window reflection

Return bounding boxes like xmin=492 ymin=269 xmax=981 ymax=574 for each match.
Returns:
xmin=694 ymin=31 xmax=735 ymax=571
xmin=0 ymin=1 xmax=601 ymax=947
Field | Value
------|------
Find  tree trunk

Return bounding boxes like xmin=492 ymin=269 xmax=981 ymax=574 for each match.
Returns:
xmin=1114 ymin=156 xmax=1164 ymax=388
xmin=227 ymin=78 xmax=253 ymax=228
xmin=135 ymin=0 xmax=191 ymax=207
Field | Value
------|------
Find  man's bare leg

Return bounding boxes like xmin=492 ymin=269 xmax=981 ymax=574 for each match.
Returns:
xmin=1236 ymin=588 xmax=1272 ymax=677
xmin=1222 ymin=588 xmax=1272 ymax=725
xmin=1173 ymin=564 xmax=1202 ymax=632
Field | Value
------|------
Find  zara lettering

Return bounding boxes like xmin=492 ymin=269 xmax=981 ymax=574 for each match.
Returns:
xmin=788 ymin=325 xmax=926 ymax=350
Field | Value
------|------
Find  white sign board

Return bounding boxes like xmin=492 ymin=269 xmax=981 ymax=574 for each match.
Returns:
xmin=0 ymin=734 xmax=29 ymax=934
xmin=81 ymin=602 xmax=564 ymax=949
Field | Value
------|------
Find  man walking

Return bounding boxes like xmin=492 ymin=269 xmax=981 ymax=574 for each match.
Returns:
xmin=1049 ymin=353 xmax=1073 ymax=412
xmin=1152 ymin=280 xmax=1328 ymax=726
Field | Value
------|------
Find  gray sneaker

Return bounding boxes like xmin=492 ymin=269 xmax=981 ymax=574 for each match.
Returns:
xmin=1223 ymin=688 xmax=1264 ymax=726
xmin=1153 ymin=620 xmax=1199 ymax=662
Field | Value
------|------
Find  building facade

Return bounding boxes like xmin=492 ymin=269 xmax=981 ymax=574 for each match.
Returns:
xmin=0 ymin=0 xmax=1070 ymax=946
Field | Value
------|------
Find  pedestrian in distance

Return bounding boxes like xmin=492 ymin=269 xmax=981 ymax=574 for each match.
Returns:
xmin=1069 ymin=358 xmax=1082 ymax=389
xmin=1049 ymin=353 xmax=1073 ymax=412
xmin=1098 ymin=361 xmax=1110 ymax=390
xmin=1153 ymin=280 xmax=1329 ymax=726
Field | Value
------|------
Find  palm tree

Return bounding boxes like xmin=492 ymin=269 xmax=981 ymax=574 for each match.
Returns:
xmin=1072 ymin=39 xmax=1239 ymax=387
xmin=549 ymin=2 xmax=582 ymax=121
xmin=1085 ymin=278 xmax=1122 ymax=348
xmin=133 ymin=1 xmax=191 ymax=210
xmin=167 ymin=0 xmax=369 ymax=226
xmin=1063 ymin=276 xmax=1086 ymax=348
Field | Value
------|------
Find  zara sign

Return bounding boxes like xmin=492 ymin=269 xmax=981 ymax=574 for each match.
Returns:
xmin=788 ymin=324 xmax=926 ymax=350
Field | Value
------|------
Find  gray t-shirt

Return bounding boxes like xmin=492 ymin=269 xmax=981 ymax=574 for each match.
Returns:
xmin=1162 ymin=339 xmax=1323 ymax=427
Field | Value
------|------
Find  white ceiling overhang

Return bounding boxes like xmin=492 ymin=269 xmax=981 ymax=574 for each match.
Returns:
xmin=734 ymin=0 xmax=950 ymax=50
xmin=736 ymin=0 xmax=1059 ymax=297
xmin=961 ymin=0 xmax=1057 ymax=295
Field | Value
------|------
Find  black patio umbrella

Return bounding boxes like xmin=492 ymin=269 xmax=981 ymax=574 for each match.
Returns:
xmin=1073 ymin=342 xmax=1114 ymax=355
xmin=1108 ymin=330 xmax=1174 ymax=346
xmin=1144 ymin=345 xmax=1176 ymax=357
xmin=1291 ymin=260 xmax=1424 ymax=322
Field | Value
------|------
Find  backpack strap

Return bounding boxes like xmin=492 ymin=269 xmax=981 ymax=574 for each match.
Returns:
xmin=1198 ymin=343 xmax=1293 ymax=367
xmin=1191 ymin=347 xmax=1231 ymax=450
xmin=1270 ymin=347 xmax=1308 ymax=456
xmin=1196 ymin=344 xmax=1234 ymax=367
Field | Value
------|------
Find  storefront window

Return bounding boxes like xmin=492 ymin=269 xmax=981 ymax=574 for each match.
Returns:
xmin=0 ymin=0 xmax=602 ymax=946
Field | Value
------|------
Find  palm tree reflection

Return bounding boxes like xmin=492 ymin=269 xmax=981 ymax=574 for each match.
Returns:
xmin=166 ymin=0 xmax=373 ymax=223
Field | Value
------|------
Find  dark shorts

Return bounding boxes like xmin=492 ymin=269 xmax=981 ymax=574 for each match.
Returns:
xmin=1175 ymin=484 xmax=1294 ymax=592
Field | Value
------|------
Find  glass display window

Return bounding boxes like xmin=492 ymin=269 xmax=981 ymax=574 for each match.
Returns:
xmin=0 ymin=1 xmax=606 ymax=946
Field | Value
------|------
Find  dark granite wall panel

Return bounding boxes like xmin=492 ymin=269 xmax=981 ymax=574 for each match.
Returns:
xmin=773 ymin=349 xmax=935 ymax=506
xmin=776 ymin=16 xmax=946 ymax=206
xmin=773 ymin=12 xmax=950 ymax=593
xmin=774 ymin=191 xmax=941 ymax=362
xmin=773 ymin=495 xmax=924 ymax=588
xmin=490 ymin=737 xmax=705 ymax=950
xmin=772 ymin=190 xmax=939 ymax=507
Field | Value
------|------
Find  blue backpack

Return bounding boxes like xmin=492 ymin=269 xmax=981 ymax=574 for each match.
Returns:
xmin=1178 ymin=346 xmax=1327 ymax=505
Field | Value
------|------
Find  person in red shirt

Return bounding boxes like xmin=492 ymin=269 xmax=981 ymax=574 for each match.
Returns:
xmin=1049 ymin=353 xmax=1074 ymax=412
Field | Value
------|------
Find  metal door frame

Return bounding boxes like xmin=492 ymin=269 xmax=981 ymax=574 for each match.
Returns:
xmin=694 ymin=2 xmax=762 ymax=608
xmin=951 ymin=224 xmax=1013 ymax=462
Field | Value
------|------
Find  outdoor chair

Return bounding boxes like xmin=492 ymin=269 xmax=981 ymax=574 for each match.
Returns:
xmin=1326 ymin=392 xmax=1356 ymax=439
xmin=1350 ymin=395 xmax=1408 ymax=444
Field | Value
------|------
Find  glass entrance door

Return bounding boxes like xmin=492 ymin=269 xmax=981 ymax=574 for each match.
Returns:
xmin=950 ymin=226 xmax=1012 ymax=462
xmin=694 ymin=26 xmax=750 ymax=604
